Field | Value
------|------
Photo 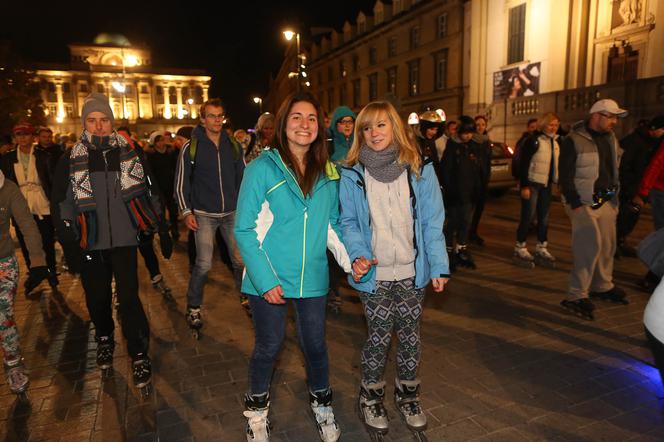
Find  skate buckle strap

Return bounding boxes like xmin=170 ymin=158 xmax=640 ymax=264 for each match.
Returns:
xmin=363 ymin=399 xmax=387 ymax=418
xmin=399 ymin=397 xmax=422 ymax=416
xmin=244 ymin=409 xmax=270 ymax=438
xmin=313 ymin=404 xmax=336 ymax=425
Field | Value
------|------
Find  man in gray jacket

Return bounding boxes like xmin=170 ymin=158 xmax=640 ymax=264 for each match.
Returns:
xmin=56 ymin=93 xmax=171 ymax=393
xmin=558 ymin=99 xmax=628 ymax=320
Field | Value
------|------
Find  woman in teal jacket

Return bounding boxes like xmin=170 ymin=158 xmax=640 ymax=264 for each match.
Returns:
xmin=234 ymin=92 xmax=349 ymax=442
xmin=339 ymin=101 xmax=450 ymax=437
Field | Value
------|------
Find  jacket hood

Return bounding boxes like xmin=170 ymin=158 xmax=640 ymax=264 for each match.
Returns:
xmin=0 ymin=170 xmax=4 ymax=189
xmin=329 ymin=106 xmax=356 ymax=140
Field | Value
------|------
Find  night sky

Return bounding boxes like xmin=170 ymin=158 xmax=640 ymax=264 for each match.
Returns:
xmin=3 ymin=0 xmax=377 ymax=129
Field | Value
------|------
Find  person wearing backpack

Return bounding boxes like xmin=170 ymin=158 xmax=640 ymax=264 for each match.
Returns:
xmin=174 ymin=98 xmax=246 ymax=332
xmin=513 ymin=112 xmax=561 ymax=268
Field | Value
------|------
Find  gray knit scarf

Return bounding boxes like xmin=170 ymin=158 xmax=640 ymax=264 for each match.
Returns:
xmin=358 ymin=143 xmax=405 ymax=183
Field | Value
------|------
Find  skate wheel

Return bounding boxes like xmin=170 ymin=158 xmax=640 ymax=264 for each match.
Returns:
xmin=413 ymin=431 xmax=428 ymax=442
xmin=139 ymin=383 xmax=152 ymax=399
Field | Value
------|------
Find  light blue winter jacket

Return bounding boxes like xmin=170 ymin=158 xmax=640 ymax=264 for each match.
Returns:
xmin=234 ymin=149 xmax=351 ymax=298
xmin=339 ymin=161 xmax=450 ymax=293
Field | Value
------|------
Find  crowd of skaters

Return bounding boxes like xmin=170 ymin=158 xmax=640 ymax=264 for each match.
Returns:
xmin=0 ymin=90 xmax=664 ymax=441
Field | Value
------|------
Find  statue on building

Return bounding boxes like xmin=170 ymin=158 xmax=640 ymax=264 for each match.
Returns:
xmin=618 ymin=0 xmax=641 ymax=26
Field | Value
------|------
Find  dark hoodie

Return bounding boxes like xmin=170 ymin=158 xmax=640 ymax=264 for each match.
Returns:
xmin=328 ymin=106 xmax=356 ymax=163
xmin=441 ymin=135 xmax=484 ymax=204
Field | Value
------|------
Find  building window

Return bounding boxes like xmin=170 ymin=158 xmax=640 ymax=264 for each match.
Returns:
xmin=65 ymin=104 xmax=74 ymax=118
xmin=388 ymin=37 xmax=397 ymax=58
xmin=62 ymin=83 xmax=71 ymax=94
xmin=394 ymin=0 xmax=402 ymax=14
xmin=369 ymin=47 xmax=377 ymax=65
xmin=353 ymin=79 xmax=361 ymax=108
xmin=368 ymin=73 xmax=378 ymax=101
xmin=194 ymin=86 xmax=203 ymax=102
xmin=48 ymin=104 xmax=56 ymax=116
xmin=386 ymin=66 xmax=397 ymax=95
xmin=437 ymin=13 xmax=448 ymax=38
xmin=125 ymin=85 xmax=134 ymax=95
xmin=352 ymin=54 xmax=360 ymax=72
xmin=408 ymin=59 xmax=420 ymax=96
xmin=328 ymin=65 xmax=334 ymax=82
xmin=156 ymin=86 xmax=163 ymax=96
xmin=48 ymin=82 xmax=56 ymax=93
xmin=358 ymin=20 xmax=366 ymax=34
xmin=140 ymin=85 xmax=149 ymax=94
xmin=339 ymin=83 xmax=347 ymax=106
xmin=339 ymin=60 xmax=347 ymax=78
xmin=410 ymin=26 xmax=420 ymax=49
xmin=434 ymin=49 xmax=448 ymax=90
xmin=79 ymin=83 xmax=88 ymax=93
xmin=327 ymin=88 xmax=334 ymax=109
xmin=508 ymin=3 xmax=526 ymax=64
xmin=97 ymin=84 xmax=105 ymax=94
xmin=376 ymin=9 xmax=383 ymax=24
xmin=168 ymin=86 xmax=177 ymax=103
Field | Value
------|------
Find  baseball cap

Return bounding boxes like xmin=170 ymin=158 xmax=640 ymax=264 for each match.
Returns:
xmin=12 ymin=121 xmax=34 ymax=135
xmin=589 ymin=99 xmax=628 ymax=117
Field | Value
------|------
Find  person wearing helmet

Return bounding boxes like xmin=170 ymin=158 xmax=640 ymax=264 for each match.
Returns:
xmin=440 ymin=116 xmax=483 ymax=270
xmin=415 ymin=109 xmax=446 ymax=187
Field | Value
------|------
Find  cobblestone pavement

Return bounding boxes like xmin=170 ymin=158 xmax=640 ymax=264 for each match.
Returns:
xmin=1 ymin=193 xmax=663 ymax=441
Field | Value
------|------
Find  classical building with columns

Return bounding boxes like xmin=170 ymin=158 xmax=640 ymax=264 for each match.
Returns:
xmin=34 ymin=33 xmax=211 ymax=138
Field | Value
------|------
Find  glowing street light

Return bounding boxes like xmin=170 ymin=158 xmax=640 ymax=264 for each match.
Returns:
xmin=112 ymin=81 xmax=126 ymax=93
xmin=253 ymin=96 xmax=263 ymax=114
xmin=282 ymin=29 xmax=303 ymax=91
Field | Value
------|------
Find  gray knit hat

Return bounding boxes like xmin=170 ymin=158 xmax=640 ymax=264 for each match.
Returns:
xmin=81 ymin=93 xmax=115 ymax=126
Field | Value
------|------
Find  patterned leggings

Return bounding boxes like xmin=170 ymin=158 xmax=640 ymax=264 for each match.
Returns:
xmin=0 ymin=256 xmax=20 ymax=362
xmin=359 ymin=278 xmax=425 ymax=383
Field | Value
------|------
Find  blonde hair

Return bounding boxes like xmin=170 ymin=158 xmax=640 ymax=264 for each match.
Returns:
xmin=346 ymin=101 xmax=421 ymax=176
xmin=538 ymin=112 xmax=560 ymax=132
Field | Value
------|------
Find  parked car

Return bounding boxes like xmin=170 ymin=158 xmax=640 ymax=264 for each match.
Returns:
xmin=488 ymin=141 xmax=516 ymax=195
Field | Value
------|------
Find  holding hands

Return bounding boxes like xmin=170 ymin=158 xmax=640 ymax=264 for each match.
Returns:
xmin=352 ymin=256 xmax=378 ymax=282
xmin=431 ymin=277 xmax=449 ymax=293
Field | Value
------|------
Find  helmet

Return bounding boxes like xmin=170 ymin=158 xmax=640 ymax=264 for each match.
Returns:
xmin=415 ymin=108 xmax=445 ymax=140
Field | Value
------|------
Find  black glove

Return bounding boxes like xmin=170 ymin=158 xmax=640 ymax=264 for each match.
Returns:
xmin=24 ymin=266 xmax=51 ymax=294
xmin=159 ymin=232 xmax=173 ymax=259
xmin=59 ymin=219 xmax=78 ymax=244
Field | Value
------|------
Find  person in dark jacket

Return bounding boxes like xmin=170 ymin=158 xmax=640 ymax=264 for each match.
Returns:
xmin=1 ymin=121 xmax=58 ymax=287
xmin=174 ymin=98 xmax=246 ymax=327
xmin=616 ymin=116 xmax=664 ymax=257
xmin=415 ymin=109 xmax=445 ymax=186
xmin=56 ymin=93 xmax=172 ymax=392
xmin=36 ymin=126 xmax=63 ymax=168
xmin=146 ymin=133 xmax=180 ymax=241
xmin=441 ymin=116 xmax=483 ymax=269
xmin=468 ymin=115 xmax=491 ymax=246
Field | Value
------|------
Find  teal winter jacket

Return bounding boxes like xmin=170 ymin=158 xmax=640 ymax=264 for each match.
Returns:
xmin=234 ymin=149 xmax=351 ymax=298
xmin=339 ymin=161 xmax=450 ymax=293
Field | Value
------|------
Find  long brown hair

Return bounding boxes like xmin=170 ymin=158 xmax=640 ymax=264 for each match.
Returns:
xmin=273 ymin=92 xmax=328 ymax=196
xmin=346 ymin=101 xmax=421 ymax=176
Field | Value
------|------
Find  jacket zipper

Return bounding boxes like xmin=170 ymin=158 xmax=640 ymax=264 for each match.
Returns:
xmin=102 ymin=150 xmax=114 ymax=247
xmin=300 ymin=210 xmax=308 ymax=298
xmin=217 ymin=147 xmax=225 ymax=212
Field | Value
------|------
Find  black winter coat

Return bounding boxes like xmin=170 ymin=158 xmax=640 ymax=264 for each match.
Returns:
xmin=441 ymin=137 xmax=484 ymax=204
xmin=619 ymin=128 xmax=661 ymax=200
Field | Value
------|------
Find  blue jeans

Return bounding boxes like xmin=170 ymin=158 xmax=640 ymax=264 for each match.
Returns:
xmin=516 ymin=182 xmax=552 ymax=243
xmin=186 ymin=212 xmax=244 ymax=307
xmin=248 ymin=295 xmax=330 ymax=395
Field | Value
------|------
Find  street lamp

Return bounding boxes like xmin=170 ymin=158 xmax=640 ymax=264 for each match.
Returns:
xmin=283 ymin=29 xmax=303 ymax=91
xmin=253 ymin=96 xmax=263 ymax=114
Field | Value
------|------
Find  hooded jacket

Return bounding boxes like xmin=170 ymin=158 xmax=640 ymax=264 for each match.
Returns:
xmin=0 ymin=170 xmax=46 ymax=265
xmin=339 ymin=161 xmax=450 ymax=293
xmin=328 ymin=106 xmax=356 ymax=163
xmin=440 ymin=136 xmax=484 ymax=204
xmin=175 ymin=125 xmax=245 ymax=217
xmin=234 ymin=149 xmax=351 ymax=298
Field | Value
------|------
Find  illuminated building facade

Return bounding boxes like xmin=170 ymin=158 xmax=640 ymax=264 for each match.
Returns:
xmin=35 ymin=33 xmax=211 ymax=137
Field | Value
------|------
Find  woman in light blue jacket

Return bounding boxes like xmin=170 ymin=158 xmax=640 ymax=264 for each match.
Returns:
xmin=234 ymin=92 xmax=349 ymax=442
xmin=339 ymin=101 xmax=450 ymax=437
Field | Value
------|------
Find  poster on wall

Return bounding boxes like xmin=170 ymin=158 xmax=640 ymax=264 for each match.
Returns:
xmin=493 ymin=62 xmax=541 ymax=101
